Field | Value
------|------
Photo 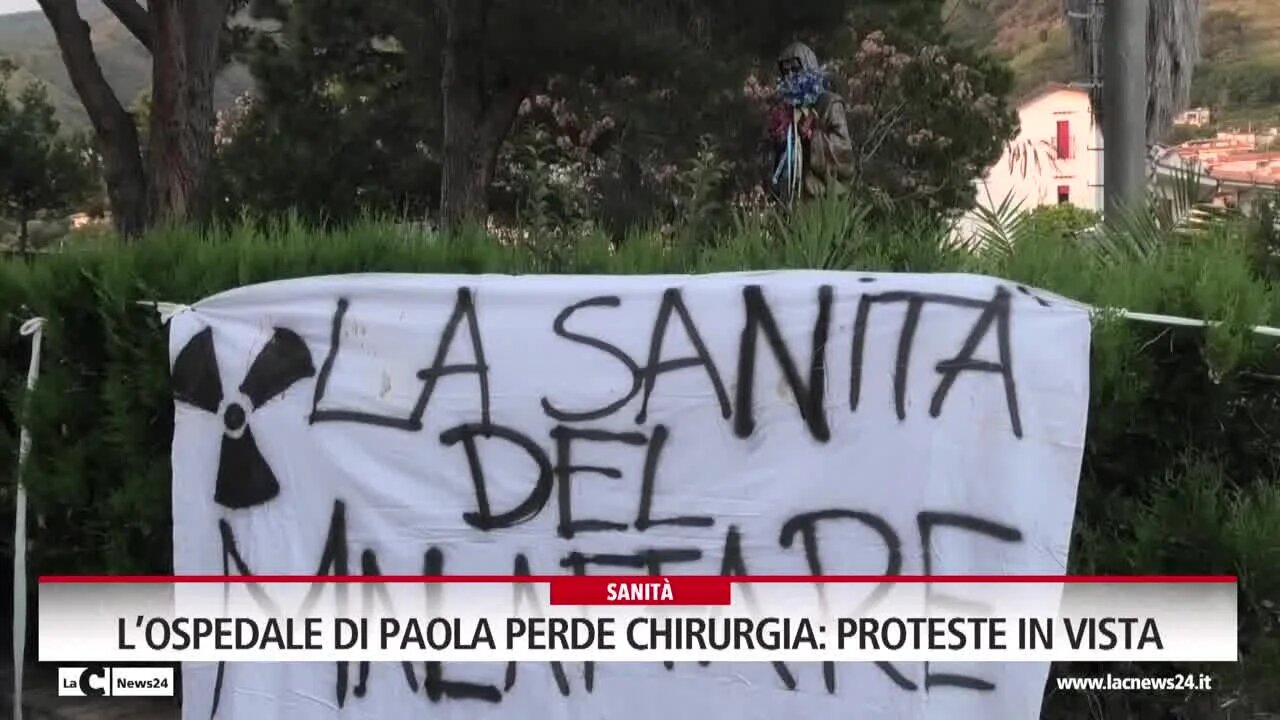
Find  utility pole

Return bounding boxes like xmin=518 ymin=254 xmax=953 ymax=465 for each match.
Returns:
xmin=1103 ymin=0 xmax=1148 ymax=218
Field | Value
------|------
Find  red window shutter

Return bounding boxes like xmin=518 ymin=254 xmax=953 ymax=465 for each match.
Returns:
xmin=1057 ymin=185 xmax=1070 ymax=204
xmin=1056 ymin=120 xmax=1071 ymax=159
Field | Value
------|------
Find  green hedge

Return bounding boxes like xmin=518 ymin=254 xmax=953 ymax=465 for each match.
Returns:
xmin=0 ymin=204 xmax=1277 ymax=715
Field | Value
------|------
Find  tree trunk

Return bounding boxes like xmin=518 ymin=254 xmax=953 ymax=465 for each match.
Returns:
xmin=437 ymin=81 xmax=526 ymax=233
xmin=43 ymin=0 xmax=229 ymax=233
xmin=438 ymin=0 xmax=526 ymax=231
xmin=18 ymin=211 xmax=29 ymax=256
xmin=147 ymin=0 xmax=228 ymax=227
xmin=38 ymin=0 xmax=149 ymax=237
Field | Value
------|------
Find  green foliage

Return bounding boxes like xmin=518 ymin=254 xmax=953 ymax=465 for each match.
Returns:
xmin=1022 ymin=203 xmax=1100 ymax=239
xmin=1177 ymin=4 xmax=1280 ymax=125
xmin=1056 ymin=460 xmax=1280 ymax=717
xmin=487 ymin=21 xmax=1017 ymax=237
xmin=1164 ymin=123 xmax=1217 ymax=145
xmin=0 ymin=202 xmax=1276 ymax=712
xmin=487 ymin=61 xmax=767 ymax=237
xmin=1246 ymin=191 xmax=1280 ymax=280
xmin=1191 ymin=61 xmax=1280 ymax=111
xmin=1200 ymin=8 xmax=1253 ymax=65
xmin=0 ymin=64 xmax=97 ymax=250
xmin=210 ymin=0 xmax=440 ymax=224
xmin=215 ymin=0 xmax=1013 ymax=230
xmin=217 ymin=0 xmax=867 ymax=225
xmin=825 ymin=29 xmax=1018 ymax=214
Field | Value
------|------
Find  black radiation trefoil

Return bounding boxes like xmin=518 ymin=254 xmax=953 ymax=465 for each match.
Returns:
xmin=172 ymin=326 xmax=316 ymax=509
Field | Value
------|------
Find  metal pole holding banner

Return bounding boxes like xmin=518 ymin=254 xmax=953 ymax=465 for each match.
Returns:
xmin=1102 ymin=0 xmax=1149 ymax=218
xmin=12 ymin=317 xmax=46 ymax=720
xmin=1114 ymin=309 xmax=1280 ymax=338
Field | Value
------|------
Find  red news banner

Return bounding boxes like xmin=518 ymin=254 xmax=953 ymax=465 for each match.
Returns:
xmin=541 ymin=575 xmax=1239 ymax=606
xmin=550 ymin=576 xmax=733 ymax=605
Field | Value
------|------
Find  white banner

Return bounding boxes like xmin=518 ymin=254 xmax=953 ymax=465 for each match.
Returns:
xmin=166 ymin=271 xmax=1091 ymax=719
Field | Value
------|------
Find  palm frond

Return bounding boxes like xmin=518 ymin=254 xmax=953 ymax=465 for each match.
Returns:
xmin=1089 ymin=157 xmax=1224 ymax=264
xmin=962 ymin=189 xmax=1029 ymax=259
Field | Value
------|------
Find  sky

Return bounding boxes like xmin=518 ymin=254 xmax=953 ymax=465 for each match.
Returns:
xmin=0 ymin=0 xmax=39 ymax=16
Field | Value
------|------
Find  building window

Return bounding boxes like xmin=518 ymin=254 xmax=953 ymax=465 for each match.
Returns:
xmin=1057 ymin=185 xmax=1070 ymax=204
xmin=1056 ymin=120 xmax=1071 ymax=159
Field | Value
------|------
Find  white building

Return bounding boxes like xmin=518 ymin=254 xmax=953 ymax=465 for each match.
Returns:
xmin=1174 ymin=107 xmax=1212 ymax=127
xmin=956 ymin=84 xmax=1104 ymax=239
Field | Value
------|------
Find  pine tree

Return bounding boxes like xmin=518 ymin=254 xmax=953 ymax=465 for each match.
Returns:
xmin=0 ymin=64 xmax=96 ymax=252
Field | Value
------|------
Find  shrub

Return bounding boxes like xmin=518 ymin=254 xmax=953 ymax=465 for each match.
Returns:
xmin=1023 ymin=203 xmax=1101 ymax=239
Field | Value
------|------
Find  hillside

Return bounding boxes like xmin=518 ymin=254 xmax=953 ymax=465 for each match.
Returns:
xmin=945 ymin=0 xmax=1280 ymax=126
xmin=0 ymin=1 xmax=252 ymax=132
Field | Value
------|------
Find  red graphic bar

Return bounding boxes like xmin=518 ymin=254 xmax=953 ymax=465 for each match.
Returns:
xmin=549 ymin=577 xmax=732 ymax=606
xmin=38 ymin=575 xmax=1238 ymax=584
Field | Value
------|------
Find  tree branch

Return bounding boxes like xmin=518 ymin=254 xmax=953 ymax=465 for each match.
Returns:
xmin=37 ymin=0 xmax=137 ymax=137
xmin=101 ymin=0 xmax=154 ymax=52
xmin=37 ymin=0 xmax=148 ymax=233
xmin=479 ymin=81 xmax=528 ymax=147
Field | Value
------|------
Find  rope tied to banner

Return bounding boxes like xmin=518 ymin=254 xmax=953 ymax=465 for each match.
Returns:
xmin=136 ymin=301 xmax=191 ymax=324
xmin=12 ymin=317 xmax=45 ymax=720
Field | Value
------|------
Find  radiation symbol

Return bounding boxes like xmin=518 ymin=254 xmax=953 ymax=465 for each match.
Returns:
xmin=171 ymin=326 xmax=316 ymax=509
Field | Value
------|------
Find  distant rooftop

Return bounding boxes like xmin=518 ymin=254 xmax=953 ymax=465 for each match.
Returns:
xmin=1207 ymin=155 xmax=1280 ymax=186
xmin=1014 ymin=82 xmax=1090 ymax=107
xmin=1167 ymin=134 xmax=1280 ymax=188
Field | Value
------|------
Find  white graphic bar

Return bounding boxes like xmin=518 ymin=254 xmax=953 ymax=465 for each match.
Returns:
xmin=38 ymin=580 xmax=1237 ymax=663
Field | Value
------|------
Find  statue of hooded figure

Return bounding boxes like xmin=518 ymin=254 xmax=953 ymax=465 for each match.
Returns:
xmin=763 ymin=42 xmax=855 ymax=202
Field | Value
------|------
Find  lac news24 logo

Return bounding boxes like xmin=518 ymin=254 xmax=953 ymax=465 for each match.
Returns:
xmin=58 ymin=666 xmax=174 ymax=697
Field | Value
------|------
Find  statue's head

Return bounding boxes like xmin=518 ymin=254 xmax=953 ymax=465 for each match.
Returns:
xmin=778 ymin=42 xmax=820 ymax=82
